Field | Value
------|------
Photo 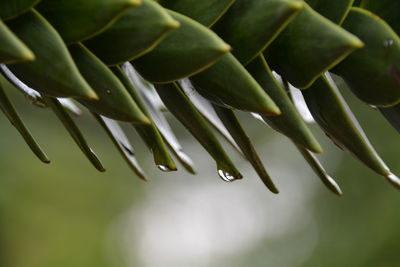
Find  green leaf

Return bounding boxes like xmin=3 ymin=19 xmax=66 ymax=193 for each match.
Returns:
xmin=121 ymin=62 xmax=196 ymax=174
xmin=36 ymin=0 xmax=141 ymax=43
xmin=246 ymin=55 xmax=322 ymax=153
xmin=0 ymin=0 xmax=41 ymax=20
xmin=85 ymin=0 xmax=179 ymax=66
xmin=113 ymin=65 xmax=178 ymax=172
xmin=190 ymin=54 xmax=281 ymax=115
xmin=69 ymin=43 xmax=150 ymax=123
xmin=0 ymin=20 xmax=34 ymax=64
xmin=0 ymin=64 xmax=45 ymax=107
xmin=43 ymin=97 xmax=106 ymax=172
xmin=0 ymin=64 xmax=85 ymax=115
xmin=213 ymin=0 xmax=303 ymax=64
xmin=132 ymin=10 xmax=231 ymax=83
xmin=178 ymin=78 xmax=242 ymax=154
xmin=294 ymin=142 xmax=342 ymax=196
xmin=157 ymin=0 xmax=235 ymax=27
xmin=156 ymin=82 xmax=242 ymax=181
xmin=213 ymin=105 xmax=279 ymax=193
xmin=379 ymin=104 xmax=400 ymax=134
xmin=93 ymin=113 xmax=148 ymax=180
xmin=6 ymin=10 xmax=97 ymax=100
xmin=302 ymin=73 xmax=400 ymax=189
xmin=265 ymin=3 xmax=363 ymax=89
xmin=361 ymin=0 xmax=400 ymax=35
xmin=333 ymin=7 xmax=400 ymax=107
xmin=0 ymin=80 xmax=50 ymax=163
xmin=57 ymin=99 xmax=82 ymax=116
xmin=305 ymin=0 xmax=354 ymax=24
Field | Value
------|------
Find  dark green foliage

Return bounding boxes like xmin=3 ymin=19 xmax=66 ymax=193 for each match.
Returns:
xmin=0 ymin=0 xmax=399 ymax=194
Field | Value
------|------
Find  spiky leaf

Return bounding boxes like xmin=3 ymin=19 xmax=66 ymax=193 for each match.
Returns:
xmin=333 ymin=7 xmax=400 ymax=107
xmin=85 ymin=0 xmax=179 ymax=65
xmin=6 ymin=10 xmax=97 ymax=99
xmin=0 ymin=0 xmax=41 ymax=20
xmin=156 ymin=82 xmax=242 ymax=182
xmin=36 ymin=0 xmax=141 ymax=43
xmin=246 ymin=55 xmax=322 ymax=153
xmin=157 ymin=0 xmax=235 ymax=27
xmin=132 ymin=10 xmax=231 ymax=83
xmin=213 ymin=0 xmax=303 ymax=64
xmin=265 ymin=3 xmax=363 ymax=89
xmin=69 ymin=43 xmax=150 ymax=123
xmin=302 ymin=74 xmax=400 ymax=189
xmin=190 ymin=54 xmax=281 ymax=115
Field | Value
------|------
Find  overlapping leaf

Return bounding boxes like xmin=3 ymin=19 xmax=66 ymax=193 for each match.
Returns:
xmin=85 ymin=0 xmax=179 ymax=65
xmin=69 ymin=43 xmax=150 ymax=123
xmin=6 ymin=10 xmax=97 ymax=99
xmin=333 ymin=8 xmax=400 ymax=107
xmin=157 ymin=0 xmax=235 ymax=27
xmin=132 ymin=10 xmax=231 ymax=83
xmin=264 ymin=3 xmax=363 ymax=89
xmin=36 ymin=0 xmax=141 ymax=43
xmin=0 ymin=0 xmax=41 ymax=20
xmin=0 ymin=1 xmax=398 ymax=193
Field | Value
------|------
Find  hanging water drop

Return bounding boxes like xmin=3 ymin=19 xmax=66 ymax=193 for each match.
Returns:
xmin=157 ymin=165 xmax=174 ymax=172
xmin=217 ymin=169 xmax=242 ymax=182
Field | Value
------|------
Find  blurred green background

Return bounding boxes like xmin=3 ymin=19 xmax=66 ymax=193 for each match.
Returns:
xmin=0 ymin=78 xmax=399 ymax=267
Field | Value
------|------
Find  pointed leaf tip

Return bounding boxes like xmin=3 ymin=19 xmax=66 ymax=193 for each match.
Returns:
xmin=132 ymin=10 xmax=231 ymax=83
xmin=70 ymin=43 xmax=150 ymax=123
xmin=191 ymin=54 xmax=281 ymax=115
xmin=168 ymin=20 xmax=181 ymax=29
xmin=0 ymin=84 xmax=50 ymax=164
xmin=176 ymin=151 xmax=196 ymax=174
xmin=213 ymin=104 xmax=279 ymax=193
xmin=6 ymin=10 xmax=98 ymax=99
xmin=325 ymin=175 xmax=343 ymax=196
xmin=295 ymin=142 xmax=342 ymax=196
xmin=156 ymin=82 xmax=240 ymax=180
xmin=93 ymin=113 xmax=148 ymax=181
xmin=386 ymin=173 xmax=400 ymax=190
xmin=44 ymin=97 xmax=106 ymax=172
xmin=131 ymin=0 xmax=142 ymax=7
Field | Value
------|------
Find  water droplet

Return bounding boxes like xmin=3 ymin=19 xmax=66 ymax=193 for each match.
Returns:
xmin=157 ymin=165 xmax=174 ymax=172
xmin=218 ymin=169 xmax=242 ymax=182
xmin=384 ymin=39 xmax=394 ymax=47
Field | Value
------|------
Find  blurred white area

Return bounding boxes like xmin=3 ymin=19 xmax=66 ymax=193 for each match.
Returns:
xmin=104 ymin=129 xmax=343 ymax=267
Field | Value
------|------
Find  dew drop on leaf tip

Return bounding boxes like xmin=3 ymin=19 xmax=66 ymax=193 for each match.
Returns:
xmin=157 ymin=165 xmax=175 ymax=172
xmin=218 ymin=169 xmax=242 ymax=182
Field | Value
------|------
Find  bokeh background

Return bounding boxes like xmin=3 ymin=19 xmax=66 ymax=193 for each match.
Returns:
xmin=0 ymin=77 xmax=399 ymax=267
